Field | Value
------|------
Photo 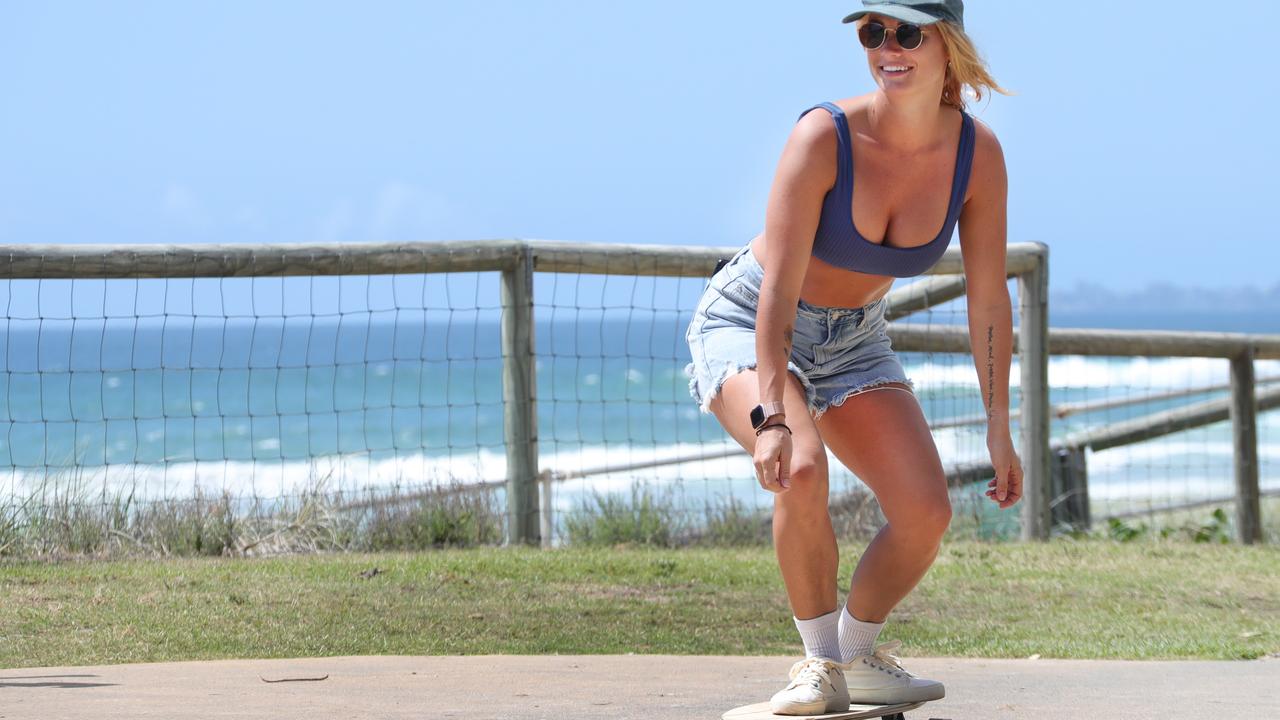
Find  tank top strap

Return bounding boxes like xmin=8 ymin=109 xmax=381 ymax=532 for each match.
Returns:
xmin=947 ymin=111 xmax=978 ymax=220
xmin=796 ymin=102 xmax=852 ymax=190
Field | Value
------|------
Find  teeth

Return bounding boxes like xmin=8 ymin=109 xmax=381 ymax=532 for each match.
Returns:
xmin=882 ymin=65 xmax=910 ymax=72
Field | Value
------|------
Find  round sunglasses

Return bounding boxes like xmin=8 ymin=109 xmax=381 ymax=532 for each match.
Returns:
xmin=857 ymin=21 xmax=925 ymax=51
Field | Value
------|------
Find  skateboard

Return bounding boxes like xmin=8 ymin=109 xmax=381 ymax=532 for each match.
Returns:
xmin=722 ymin=700 xmax=930 ymax=720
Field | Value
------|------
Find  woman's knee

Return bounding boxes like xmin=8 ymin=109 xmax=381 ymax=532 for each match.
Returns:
xmin=889 ymin=493 xmax=952 ymax=541
xmin=774 ymin=456 xmax=829 ymax=509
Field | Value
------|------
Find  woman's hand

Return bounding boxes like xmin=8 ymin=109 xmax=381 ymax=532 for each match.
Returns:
xmin=753 ymin=424 xmax=792 ymax=494
xmin=985 ymin=429 xmax=1023 ymax=509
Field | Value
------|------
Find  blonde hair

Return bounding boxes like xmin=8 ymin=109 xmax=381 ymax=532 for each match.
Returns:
xmin=934 ymin=21 xmax=1011 ymax=110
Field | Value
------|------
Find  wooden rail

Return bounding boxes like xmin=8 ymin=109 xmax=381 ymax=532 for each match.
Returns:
xmin=0 ymin=240 xmax=1047 ymax=279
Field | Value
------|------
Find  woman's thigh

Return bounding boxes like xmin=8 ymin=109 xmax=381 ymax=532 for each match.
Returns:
xmin=709 ymin=368 xmax=829 ymax=505
xmin=813 ymin=385 xmax=951 ymax=531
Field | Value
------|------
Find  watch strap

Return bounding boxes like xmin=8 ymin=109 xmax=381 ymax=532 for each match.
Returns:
xmin=750 ymin=400 xmax=786 ymax=430
xmin=759 ymin=401 xmax=785 ymax=418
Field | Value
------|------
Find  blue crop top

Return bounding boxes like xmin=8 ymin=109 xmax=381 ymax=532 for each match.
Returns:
xmin=796 ymin=102 xmax=976 ymax=278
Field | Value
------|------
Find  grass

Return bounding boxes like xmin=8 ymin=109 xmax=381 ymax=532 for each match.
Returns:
xmin=1 ymin=540 xmax=1276 ymax=669
xmin=2 ymin=475 xmax=1278 ymax=668
xmin=564 ymin=482 xmax=690 ymax=547
xmin=0 ymin=474 xmax=883 ymax=559
xmin=3 ymin=467 xmax=1275 ymax=559
xmin=0 ymin=472 xmax=509 ymax=560
xmin=1091 ymin=496 xmax=1280 ymax=545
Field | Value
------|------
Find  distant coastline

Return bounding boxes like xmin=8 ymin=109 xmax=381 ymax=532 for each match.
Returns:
xmin=1051 ymin=281 xmax=1280 ymax=315
xmin=885 ymin=280 xmax=1280 ymax=333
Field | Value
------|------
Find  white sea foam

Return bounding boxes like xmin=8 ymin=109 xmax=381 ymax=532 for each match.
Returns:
xmin=3 ymin=383 xmax=1276 ymax=520
xmin=4 ymin=424 xmax=1275 ymax=506
xmin=904 ymin=355 xmax=1280 ymax=390
xmin=0 ymin=450 xmax=510 ymax=505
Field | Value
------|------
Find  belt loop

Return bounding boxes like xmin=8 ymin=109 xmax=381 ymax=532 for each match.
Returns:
xmin=858 ymin=296 xmax=882 ymax=329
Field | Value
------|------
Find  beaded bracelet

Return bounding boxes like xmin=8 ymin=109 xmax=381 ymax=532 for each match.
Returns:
xmin=755 ymin=422 xmax=792 ymax=437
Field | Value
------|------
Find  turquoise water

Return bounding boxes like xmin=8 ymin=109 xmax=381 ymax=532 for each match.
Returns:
xmin=2 ymin=312 xmax=1277 ymax=540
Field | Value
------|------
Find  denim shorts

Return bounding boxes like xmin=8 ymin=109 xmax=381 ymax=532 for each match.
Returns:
xmin=684 ymin=243 xmax=914 ymax=419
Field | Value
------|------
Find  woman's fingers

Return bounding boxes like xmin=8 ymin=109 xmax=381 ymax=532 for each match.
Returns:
xmin=778 ymin=440 xmax=791 ymax=489
xmin=756 ymin=455 xmax=772 ymax=488
xmin=754 ymin=437 xmax=791 ymax=494
xmin=758 ymin=463 xmax=787 ymax=493
xmin=985 ymin=468 xmax=1021 ymax=508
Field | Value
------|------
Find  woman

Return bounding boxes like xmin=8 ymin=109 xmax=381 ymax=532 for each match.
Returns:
xmin=683 ymin=1 xmax=1022 ymax=714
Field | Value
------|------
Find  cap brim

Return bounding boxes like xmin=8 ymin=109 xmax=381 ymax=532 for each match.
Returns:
xmin=841 ymin=6 xmax=941 ymax=25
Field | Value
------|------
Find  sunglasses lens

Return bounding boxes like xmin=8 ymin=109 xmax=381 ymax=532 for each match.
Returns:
xmin=896 ymin=24 xmax=923 ymax=50
xmin=858 ymin=22 xmax=887 ymax=49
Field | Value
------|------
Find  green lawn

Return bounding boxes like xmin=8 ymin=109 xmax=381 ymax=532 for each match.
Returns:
xmin=2 ymin=539 xmax=1277 ymax=669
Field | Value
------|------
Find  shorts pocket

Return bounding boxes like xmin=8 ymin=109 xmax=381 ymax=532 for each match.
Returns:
xmin=719 ymin=277 xmax=760 ymax=308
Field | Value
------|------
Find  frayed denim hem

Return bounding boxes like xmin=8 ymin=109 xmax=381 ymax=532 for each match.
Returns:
xmin=686 ymin=360 xmax=818 ymax=416
xmin=812 ymin=376 xmax=915 ymax=421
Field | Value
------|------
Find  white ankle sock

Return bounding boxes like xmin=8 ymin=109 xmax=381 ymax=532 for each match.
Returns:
xmin=793 ymin=607 xmax=842 ymax=661
xmin=838 ymin=604 xmax=885 ymax=661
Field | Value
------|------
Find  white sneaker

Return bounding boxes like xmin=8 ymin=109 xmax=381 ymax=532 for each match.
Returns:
xmin=769 ymin=656 xmax=851 ymax=715
xmin=843 ymin=640 xmax=945 ymax=705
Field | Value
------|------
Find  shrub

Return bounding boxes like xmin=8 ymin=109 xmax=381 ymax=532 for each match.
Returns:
xmin=564 ymin=482 xmax=686 ymax=548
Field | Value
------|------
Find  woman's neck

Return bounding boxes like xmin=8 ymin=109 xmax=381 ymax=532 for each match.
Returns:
xmin=866 ymin=92 xmax=949 ymax=152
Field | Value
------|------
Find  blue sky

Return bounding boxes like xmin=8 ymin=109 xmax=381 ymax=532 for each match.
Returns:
xmin=2 ymin=1 xmax=1278 ymax=295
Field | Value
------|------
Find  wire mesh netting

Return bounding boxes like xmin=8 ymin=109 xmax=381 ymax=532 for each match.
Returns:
xmin=2 ymin=244 xmax=1276 ymax=553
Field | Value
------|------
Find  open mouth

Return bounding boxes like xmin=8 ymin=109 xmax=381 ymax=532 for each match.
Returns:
xmin=880 ymin=65 xmax=913 ymax=76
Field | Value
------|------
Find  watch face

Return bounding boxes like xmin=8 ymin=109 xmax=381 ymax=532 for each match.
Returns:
xmin=750 ymin=405 xmax=765 ymax=429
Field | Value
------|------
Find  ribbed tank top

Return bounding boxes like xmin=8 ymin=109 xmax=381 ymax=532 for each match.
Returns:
xmin=797 ymin=102 xmax=976 ymax=278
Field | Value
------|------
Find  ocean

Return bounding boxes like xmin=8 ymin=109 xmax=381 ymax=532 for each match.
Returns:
xmin=1 ymin=305 xmax=1276 ymax=542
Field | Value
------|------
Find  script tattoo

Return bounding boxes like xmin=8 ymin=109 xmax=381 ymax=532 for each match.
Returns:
xmin=985 ymin=324 xmax=995 ymax=419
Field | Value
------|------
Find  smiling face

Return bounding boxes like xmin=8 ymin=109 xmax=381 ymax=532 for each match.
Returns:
xmin=858 ymin=14 xmax=950 ymax=102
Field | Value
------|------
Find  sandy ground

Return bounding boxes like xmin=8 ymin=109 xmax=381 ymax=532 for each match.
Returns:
xmin=2 ymin=654 xmax=1277 ymax=720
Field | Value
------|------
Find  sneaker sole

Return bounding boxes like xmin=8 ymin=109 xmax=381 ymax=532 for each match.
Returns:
xmin=725 ymin=700 xmax=927 ymax=720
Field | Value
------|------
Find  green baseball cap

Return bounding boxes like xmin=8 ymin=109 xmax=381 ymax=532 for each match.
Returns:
xmin=842 ymin=0 xmax=965 ymax=29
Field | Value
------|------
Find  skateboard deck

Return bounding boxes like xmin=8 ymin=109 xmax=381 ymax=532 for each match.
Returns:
xmin=722 ymin=700 xmax=926 ymax=720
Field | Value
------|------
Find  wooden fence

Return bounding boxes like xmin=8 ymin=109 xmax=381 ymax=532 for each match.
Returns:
xmin=2 ymin=240 xmax=1276 ymax=545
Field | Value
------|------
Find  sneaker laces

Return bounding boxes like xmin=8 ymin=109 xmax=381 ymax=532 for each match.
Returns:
xmin=864 ymin=640 xmax=917 ymax=679
xmin=786 ymin=657 xmax=848 ymax=692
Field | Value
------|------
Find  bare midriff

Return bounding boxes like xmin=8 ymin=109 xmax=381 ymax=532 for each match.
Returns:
xmin=748 ymin=233 xmax=893 ymax=310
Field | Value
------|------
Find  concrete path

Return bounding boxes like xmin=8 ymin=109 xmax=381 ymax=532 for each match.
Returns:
xmin=2 ymin=655 xmax=1277 ymax=720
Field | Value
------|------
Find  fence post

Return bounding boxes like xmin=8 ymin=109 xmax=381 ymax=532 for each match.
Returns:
xmin=1050 ymin=446 xmax=1090 ymax=533
xmin=1018 ymin=245 xmax=1051 ymax=540
xmin=501 ymin=243 xmax=541 ymax=547
xmin=1229 ymin=348 xmax=1262 ymax=544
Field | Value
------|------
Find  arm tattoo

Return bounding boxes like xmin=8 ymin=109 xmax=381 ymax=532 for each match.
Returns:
xmin=985 ymin=324 xmax=995 ymax=418
xmin=782 ymin=324 xmax=794 ymax=361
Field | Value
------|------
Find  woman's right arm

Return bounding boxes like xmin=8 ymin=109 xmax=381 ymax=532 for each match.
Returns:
xmin=752 ymin=110 xmax=837 ymax=492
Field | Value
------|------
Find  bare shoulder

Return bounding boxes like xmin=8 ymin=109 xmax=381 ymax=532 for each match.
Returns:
xmin=970 ymin=115 xmax=1005 ymax=161
xmin=789 ymin=102 xmax=839 ymax=153
xmin=967 ymin=114 xmax=1007 ymax=201
xmin=778 ymin=103 xmax=840 ymax=188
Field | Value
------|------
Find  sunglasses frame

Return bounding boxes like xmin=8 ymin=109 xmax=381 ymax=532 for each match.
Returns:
xmin=857 ymin=21 xmax=926 ymax=51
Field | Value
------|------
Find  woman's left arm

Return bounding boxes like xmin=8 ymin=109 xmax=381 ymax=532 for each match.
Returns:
xmin=957 ymin=121 xmax=1023 ymax=510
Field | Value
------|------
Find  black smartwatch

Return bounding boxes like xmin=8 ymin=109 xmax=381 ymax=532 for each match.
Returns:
xmin=749 ymin=401 xmax=786 ymax=430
